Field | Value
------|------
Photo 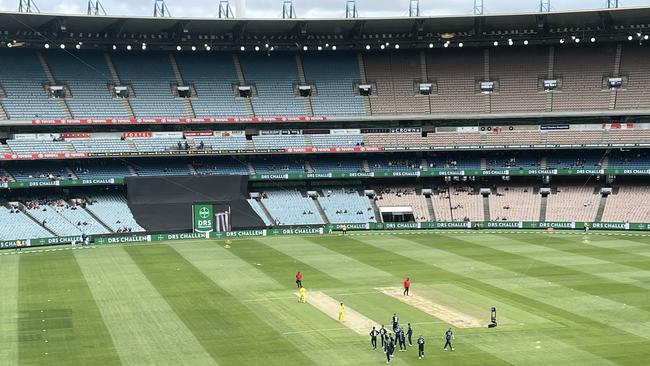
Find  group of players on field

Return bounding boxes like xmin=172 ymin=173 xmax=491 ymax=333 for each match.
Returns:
xmin=370 ymin=313 xmax=454 ymax=363
xmin=296 ymin=272 xmax=456 ymax=363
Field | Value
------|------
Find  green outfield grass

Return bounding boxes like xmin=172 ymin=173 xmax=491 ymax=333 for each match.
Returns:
xmin=2 ymin=231 xmax=650 ymax=365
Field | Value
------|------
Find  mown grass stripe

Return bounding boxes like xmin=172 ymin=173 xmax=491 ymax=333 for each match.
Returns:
xmin=445 ymin=233 xmax=650 ymax=310
xmin=227 ymin=238 xmax=346 ymax=289
xmin=306 ymin=236 xmax=514 ymax=366
xmin=260 ymin=236 xmax=394 ymax=284
xmin=171 ymin=241 xmax=391 ymax=366
xmin=18 ymin=251 xmax=121 ymax=366
xmin=125 ymin=244 xmax=314 ymax=366
xmin=0 ymin=256 xmax=19 ymax=366
xmin=74 ymin=247 xmax=218 ymax=366
xmin=356 ymin=234 xmax=650 ymax=365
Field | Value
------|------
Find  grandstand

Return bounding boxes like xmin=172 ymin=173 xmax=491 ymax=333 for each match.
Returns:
xmin=0 ymin=6 xmax=647 ymax=240
xmin=2 ymin=5 xmax=650 ymax=366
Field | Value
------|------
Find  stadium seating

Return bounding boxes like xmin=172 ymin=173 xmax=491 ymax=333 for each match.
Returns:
xmin=0 ymin=206 xmax=52 ymax=240
xmin=552 ymin=46 xmax=614 ymax=111
xmin=0 ymin=49 xmax=66 ymax=119
xmin=374 ymin=187 xmax=430 ymax=222
xmin=546 ymin=186 xmax=600 ymax=222
xmin=252 ymin=134 xmax=308 ymax=149
xmin=253 ymin=158 xmax=305 ymax=174
xmin=193 ymin=159 xmax=250 ymax=176
xmin=131 ymin=161 xmax=193 ymax=176
xmin=191 ymin=135 xmax=249 ymax=150
xmin=24 ymin=199 xmax=85 ymax=236
xmin=489 ymin=48 xmax=547 ymax=113
xmin=616 ymin=45 xmax=650 ymax=110
xmin=310 ymin=134 xmax=364 ymax=148
xmin=71 ymin=139 xmax=136 ymax=153
xmin=72 ymin=161 xmax=135 ymax=179
xmin=7 ymin=139 xmax=74 ymax=154
xmin=45 ymin=50 xmax=130 ymax=118
xmin=318 ymin=189 xmax=375 ymax=223
xmin=175 ymin=53 xmax=248 ymax=117
xmin=85 ymin=194 xmax=144 ymax=232
xmin=364 ymin=52 xmax=429 ymax=115
xmin=240 ymin=54 xmax=306 ymax=117
xmin=111 ymin=52 xmax=187 ymax=118
xmin=259 ymin=190 xmax=324 ymax=225
xmin=309 ymin=158 xmax=365 ymax=173
xmin=9 ymin=162 xmax=73 ymax=181
xmin=302 ymin=53 xmax=366 ymax=116
xmin=447 ymin=187 xmax=484 ymax=221
xmin=489 ymin=186 xmax=540 ymax=221
xmin=601 ymin=186 xmax=650 ymax=222
xmin=367 ymin=157 xmax=421 ymax=172
xmin=247 ymin=199 xmax=273 ymax=226
xmin=426 ymin=49 xmax=485 ymax=114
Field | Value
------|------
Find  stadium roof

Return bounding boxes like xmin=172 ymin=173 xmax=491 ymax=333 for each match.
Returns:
xmin=1 ymin=6 xmax=650 ymax=50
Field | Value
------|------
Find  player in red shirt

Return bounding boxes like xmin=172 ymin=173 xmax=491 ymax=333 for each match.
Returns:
xmin=403 ymin=278 xmax=411 ymax=296
xmin=296 ymin=271 xmax=303 ymax=289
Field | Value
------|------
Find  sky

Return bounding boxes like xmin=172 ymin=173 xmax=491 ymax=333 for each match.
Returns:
xmin=1 ymin=0 xmax=650 ymax=18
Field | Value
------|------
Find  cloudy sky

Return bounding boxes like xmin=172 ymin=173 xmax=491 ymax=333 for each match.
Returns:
xmin=1 ymin=0 xmax=649 ymax=18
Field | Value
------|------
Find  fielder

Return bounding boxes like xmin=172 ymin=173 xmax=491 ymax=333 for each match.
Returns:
xmin=298 ymin=287 xmax=306 ymax=303
xmin=379 ymin=325 xmax=387 ymax=350
xmin=417 ymin=335 xmax=425 ymax=359
xmin=338 ymin=302 xmax=345 ymax=321
xmin=443 ymin=328 xmax=455 ymax=351
xmin=391 ymin=313 xmax=399 ymax=332
xmin=398 ymin=326 xmax=407 ymax=351
xmin=386 ymin=336 xmax=395 ymax=363
xmin=370 ymin=327 xmax=379 ymax=350
xmin=406 ymin=323 xmax=413 ymax=346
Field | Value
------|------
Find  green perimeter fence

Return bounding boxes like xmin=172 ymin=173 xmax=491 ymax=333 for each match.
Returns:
xmin=2 ymin=221 xmax=649 ymax=250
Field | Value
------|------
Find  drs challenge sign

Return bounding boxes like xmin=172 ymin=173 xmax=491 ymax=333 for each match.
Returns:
xmin=193 ymin=204 xmax=214 ymax=233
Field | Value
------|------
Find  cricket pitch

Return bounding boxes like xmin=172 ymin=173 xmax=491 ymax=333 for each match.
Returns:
xmin=303 ymin=291 xmax=378 ymax=335
xmin=377 ymin=287 xmax=483 ymax=328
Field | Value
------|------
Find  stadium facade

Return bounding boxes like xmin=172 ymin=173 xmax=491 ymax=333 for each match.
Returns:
xmin=1 ymin=7 xmax=650 ymax=247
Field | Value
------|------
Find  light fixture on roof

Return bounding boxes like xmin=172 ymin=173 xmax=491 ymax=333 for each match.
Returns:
xmin=458 ymin=42 xmax=463 ymax=48
xmin=331 ymin=45 xmax=337 ymax=50
xmin=645 ymin=35 xmax=650 ymax=40
xmin=590 ymin=37 xmax=596 ymax=43
xmin=191 ymin=46 xmax=197 ymax=51
xmin=325 ymin=43 xmax=329 ymax=47
xmin=380 ymin=44 xmax=385 ymax=50
xmin=177 ymin=45 xmax=182 ymax=51
xmin=60 ymin=44 xmax=65 ymax=49
xmin=44 ymin=43 xmax=50 ymax=49
xmin=571 ymin=35 xmax=576 ymax=40
xmin=508 ymin=39 xmax=513 ymax=46
xmin=574 ymin=38 xmax=580 ymax=43
xmin=142 ymin=43 xmax=147 ymax=50
xmin=628 ymin=35 xmax=634 ymax=41
xmin=206 ymin=46 xmax=211 ymax=51
xmin=394 ymin=44 xmax=400 ymax=49
xmin=385 ymin=42 xmax=390 ymax=46
xmin=254 ymin=45 xmax=260 ymax=51
xmin=6 ymin=43 xmax=12 ymax=48
xmin=317 ymin=46 xmax=323 ymax=51
xmin=429 ymin=43 xmax=434 ymax=48
xmin=126 ymin=45 xmax=132 ymax=50
xmin=637 ymin=32 xmax=642 ymax=37
xmin=240 ymin=46 xmax=245 ymax=51
xmin=523 ymin=40 xmax=529 ymax=45
xmin=443 ymin=42 xmax=449 ymax=48
xmin=365 ymin=44 xmax=370 ymax=50
xmin=493 ymin=41 xmax=498 ymax=46
xmin=265 ymin=43 xmax=269 ymax=48
xmin=112 ymin=45 xmax=117 ymax=50
xmin=560 ymin=39 xmax=565 ymax=44
xmin=302 ymin=45 xmax=308 ymax=51
xmin=75 ymin=44 xmax=81 ymax=50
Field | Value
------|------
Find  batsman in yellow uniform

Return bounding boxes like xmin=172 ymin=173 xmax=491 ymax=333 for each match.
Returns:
xmin=338 ymin=302 xmax=346 ymax=321
xmin=299 ymin=287 xmax=306 ymax=303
